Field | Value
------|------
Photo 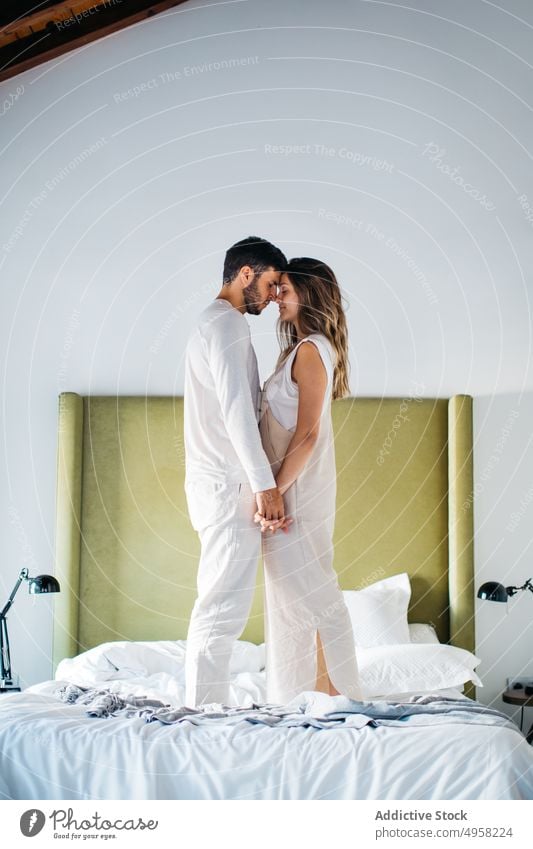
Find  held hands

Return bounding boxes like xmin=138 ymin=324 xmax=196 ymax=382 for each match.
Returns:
xmin=254 ymin=511 xmax=293 ymax=534
xmin=254 ymin=487 xmax=293 ymax=535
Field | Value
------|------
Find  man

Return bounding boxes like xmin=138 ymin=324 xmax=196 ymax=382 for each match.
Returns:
xmin=184 ymin=236 xmax=288 ymax=706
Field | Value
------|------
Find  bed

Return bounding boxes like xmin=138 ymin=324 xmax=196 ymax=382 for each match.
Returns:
xmin=1 ymin=392 xmax=532 ymax=800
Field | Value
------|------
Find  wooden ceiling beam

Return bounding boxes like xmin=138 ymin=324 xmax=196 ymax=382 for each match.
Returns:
xmin=0 ymin=0 xmax=190 ymax=83
xmin=1 ymin=2 xmax=120 ymax=47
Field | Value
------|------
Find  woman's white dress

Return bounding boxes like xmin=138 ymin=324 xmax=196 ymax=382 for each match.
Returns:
xmin=260 ymin=334 xmax=361 ymax=703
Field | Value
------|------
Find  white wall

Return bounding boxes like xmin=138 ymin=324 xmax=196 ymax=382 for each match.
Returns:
xmin=474 ymin=392 xmax=533 ymax=725
xmin=1 ymin=0 xmax=532 ymax=699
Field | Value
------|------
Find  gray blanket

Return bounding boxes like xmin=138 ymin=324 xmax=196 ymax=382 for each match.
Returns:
xmin=55 ymin=685 xmax=520 ymax=734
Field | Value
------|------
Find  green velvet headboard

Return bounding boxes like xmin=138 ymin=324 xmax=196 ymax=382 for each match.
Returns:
xmin=52 ymin=393 xmax=474 ymax=674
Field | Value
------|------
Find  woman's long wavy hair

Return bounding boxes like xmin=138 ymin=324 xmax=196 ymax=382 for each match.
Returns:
xmin=276 ymin=257 xmax=350 ymax=400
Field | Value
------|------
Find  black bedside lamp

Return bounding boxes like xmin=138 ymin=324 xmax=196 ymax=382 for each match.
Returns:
xmin=477 ymin=577 xmax=533 ymax=603
xmin=1 ymin=567 xmax=60 ymax=692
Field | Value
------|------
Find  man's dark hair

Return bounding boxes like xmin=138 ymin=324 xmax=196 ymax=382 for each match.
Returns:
xmin=223 ymin=236 xmax=286 ymax=284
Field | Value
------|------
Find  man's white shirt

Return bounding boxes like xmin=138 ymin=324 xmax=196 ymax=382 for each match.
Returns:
xmin=184 ymin=298 xmax=276 ymax=493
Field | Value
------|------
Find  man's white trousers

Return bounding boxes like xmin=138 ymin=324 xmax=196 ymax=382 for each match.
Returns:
xmin=185 ymin=479 xmax=259 ymax=706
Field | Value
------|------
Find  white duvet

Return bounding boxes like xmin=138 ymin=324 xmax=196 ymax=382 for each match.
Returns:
xmin=52 ymin=638 xmax=268 ymax=707
xmin=1 ymin=640 xmax=532 ymax=800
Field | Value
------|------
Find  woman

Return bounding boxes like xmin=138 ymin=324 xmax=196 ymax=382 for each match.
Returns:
xmin=258 ymin=257 xmax=362 ymax=704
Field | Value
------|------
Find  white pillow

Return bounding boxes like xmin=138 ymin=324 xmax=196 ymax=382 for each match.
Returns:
xmin=408 ymin=622 xmax=440 ymax=644
xmin=343 ymin=573 xmax=411 ymax=646
xmin=357 ymin=643 xmax=482 ymax=699
xmin=55 ymin=639 xmax=265 ymax=686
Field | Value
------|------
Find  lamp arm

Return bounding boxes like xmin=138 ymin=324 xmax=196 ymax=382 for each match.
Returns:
xmin=0 ymin=617 xmax=12 ymax=681
xmin=0 ymin=568 xmax=29 ymax=620
xmin=506 ymin=578 xmax=533 ymax=597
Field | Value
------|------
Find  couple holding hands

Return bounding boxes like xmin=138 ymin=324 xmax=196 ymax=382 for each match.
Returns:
xmin=184 ymin=236 xmax=361 ymax=707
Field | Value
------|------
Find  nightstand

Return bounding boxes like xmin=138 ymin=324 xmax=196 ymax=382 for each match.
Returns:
xmin=502 ymin=689 xmax=533 ymax=744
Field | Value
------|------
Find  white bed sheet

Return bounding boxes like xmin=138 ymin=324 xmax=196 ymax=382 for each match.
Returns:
xmin=1 ymin=681 xmax=532 ymax=800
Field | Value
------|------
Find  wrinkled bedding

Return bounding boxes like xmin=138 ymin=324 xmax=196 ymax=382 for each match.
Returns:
xmin=1 ymin=640 xmax=532 ymax=800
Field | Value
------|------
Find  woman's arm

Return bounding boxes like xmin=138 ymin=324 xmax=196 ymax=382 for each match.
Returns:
xmin=275 ymin=341 xmax=327 ymax=495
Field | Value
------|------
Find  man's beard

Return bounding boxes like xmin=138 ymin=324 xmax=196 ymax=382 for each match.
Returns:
xmin=242 ymin=274 xmax=263 ymax=315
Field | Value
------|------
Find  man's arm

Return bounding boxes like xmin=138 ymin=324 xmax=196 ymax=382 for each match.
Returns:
xmin=206 ymin=317 xmax=284 ymax=521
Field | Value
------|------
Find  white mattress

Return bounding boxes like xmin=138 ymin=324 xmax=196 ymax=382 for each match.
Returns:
xmin=1 ymin=679 xmax=532 ymax=800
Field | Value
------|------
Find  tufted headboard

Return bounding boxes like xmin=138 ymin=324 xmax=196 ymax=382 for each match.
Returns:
xmin=52 ymin=393 xmax=474 ymax=675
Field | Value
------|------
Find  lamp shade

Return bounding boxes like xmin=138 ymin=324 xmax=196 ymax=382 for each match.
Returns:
xmin=28 ymin=574 xmax=60 ymax=595
xmin=477 ymin=581 xmax=508 ymax=602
